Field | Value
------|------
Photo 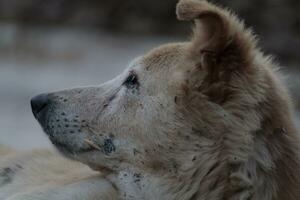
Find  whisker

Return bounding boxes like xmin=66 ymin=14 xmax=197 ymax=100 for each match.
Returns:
xmin=84 ymin=139 xmax=101 ymax=151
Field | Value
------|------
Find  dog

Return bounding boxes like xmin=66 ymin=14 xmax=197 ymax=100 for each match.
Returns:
xmin=1 ymin=0 xmax=300 ymax=199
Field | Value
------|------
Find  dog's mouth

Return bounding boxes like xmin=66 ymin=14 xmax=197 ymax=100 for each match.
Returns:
xmin=50 ymin=136 xmax=116 ymax=174
xmin=45 ymin=128 xmax=116 ymax=156
xmin=50 ymin=138 xmax=95 ymax=155
xmin=31 ymin=94 xmax=118 ymax=173
xmin=32 ymin=109 xmax=103 ymax=155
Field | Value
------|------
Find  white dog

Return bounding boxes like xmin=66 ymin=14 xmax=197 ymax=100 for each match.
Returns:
xmin=1 ymin=0 xmax=300 ymax=199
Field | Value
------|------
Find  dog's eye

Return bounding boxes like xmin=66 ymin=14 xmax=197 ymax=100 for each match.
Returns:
xmin=124 ymin=73 xmax=139 ymax=88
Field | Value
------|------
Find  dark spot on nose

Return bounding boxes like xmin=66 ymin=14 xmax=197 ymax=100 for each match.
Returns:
xmin=103 ymin=138 xmax=116 ymax=155
xmin=31 ymin=93 xmax=49 ymax=118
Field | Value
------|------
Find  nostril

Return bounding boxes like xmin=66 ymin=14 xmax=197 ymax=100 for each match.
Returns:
xmin=31 ymin=93 xmax=49 ymax=117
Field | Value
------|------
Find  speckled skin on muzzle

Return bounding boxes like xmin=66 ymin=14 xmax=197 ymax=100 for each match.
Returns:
xmin=32 ymin=83 xmax=126 ymax=169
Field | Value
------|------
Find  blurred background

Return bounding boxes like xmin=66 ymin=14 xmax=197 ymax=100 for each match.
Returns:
xmin=0 ymin=0 xmax=299 ymax=150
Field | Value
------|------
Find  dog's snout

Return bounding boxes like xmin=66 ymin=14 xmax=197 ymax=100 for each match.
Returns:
xmin=31 ymin=94 xmax=49 ymax=117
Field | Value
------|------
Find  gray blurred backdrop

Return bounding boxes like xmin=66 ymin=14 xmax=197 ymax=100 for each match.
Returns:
xmin=0 ymin=0 xmax=299 ymax=150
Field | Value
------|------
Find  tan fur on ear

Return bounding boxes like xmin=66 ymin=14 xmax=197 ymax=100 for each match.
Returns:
xmin=177 ymin=0 xmax=214 ymax=21
xmin=177 ymin=0 xmax=228 ymax=53
xmin=176 ymin=0 xmax=256 ymax=71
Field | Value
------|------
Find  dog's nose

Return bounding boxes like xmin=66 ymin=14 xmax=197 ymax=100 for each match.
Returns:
xmin=31 ymin=94 xmax=49 ymax=117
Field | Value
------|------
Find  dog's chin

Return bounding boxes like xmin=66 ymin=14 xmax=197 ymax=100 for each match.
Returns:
xmin=40 ymin=125 xmax=117 ymax=174
xmin=42 ymin=132 xmax=92 ymax=154
xmin=52 ymin=141 xmax=94 ymax=155
xmin=53 ymin=142 xmax=114 ymax=174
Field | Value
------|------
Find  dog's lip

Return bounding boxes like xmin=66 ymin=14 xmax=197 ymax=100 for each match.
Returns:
xmin=50 ymin=139 xmax=96 ymax=154
xmin=87 ymin=163 xmax=114 ymax=174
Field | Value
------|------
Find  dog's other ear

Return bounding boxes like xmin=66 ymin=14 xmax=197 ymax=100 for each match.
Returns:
xmin=176 ymin=0 xmax=256 ymax=73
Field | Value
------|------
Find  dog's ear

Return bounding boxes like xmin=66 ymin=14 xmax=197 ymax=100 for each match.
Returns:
xmin=176 ymin=0 xmax=256 ymax=74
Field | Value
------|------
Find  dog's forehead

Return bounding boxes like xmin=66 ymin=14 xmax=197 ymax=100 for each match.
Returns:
xmin=139 ymin=43 xmax=187 ymax=72
xmin=128 ymin=56 xmax=144 ymax=69
xmin=125 ymin=42 xmax=190 ymax=88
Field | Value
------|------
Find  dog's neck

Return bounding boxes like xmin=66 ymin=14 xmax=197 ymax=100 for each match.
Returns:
xmin=106 ymin=149 xmax=227 ymax=200
xmin=105 ymin=140 xmax=231 ymax=200
xmin=108 ymin=122 xmax=300 ymax=200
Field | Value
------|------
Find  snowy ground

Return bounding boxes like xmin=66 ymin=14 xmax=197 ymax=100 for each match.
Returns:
xmin=0 ymin=24 xmax=299 ymax=150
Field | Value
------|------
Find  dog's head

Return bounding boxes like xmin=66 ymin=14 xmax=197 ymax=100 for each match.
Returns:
xmin=31 ymin=0 xmax=285 ymax=177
